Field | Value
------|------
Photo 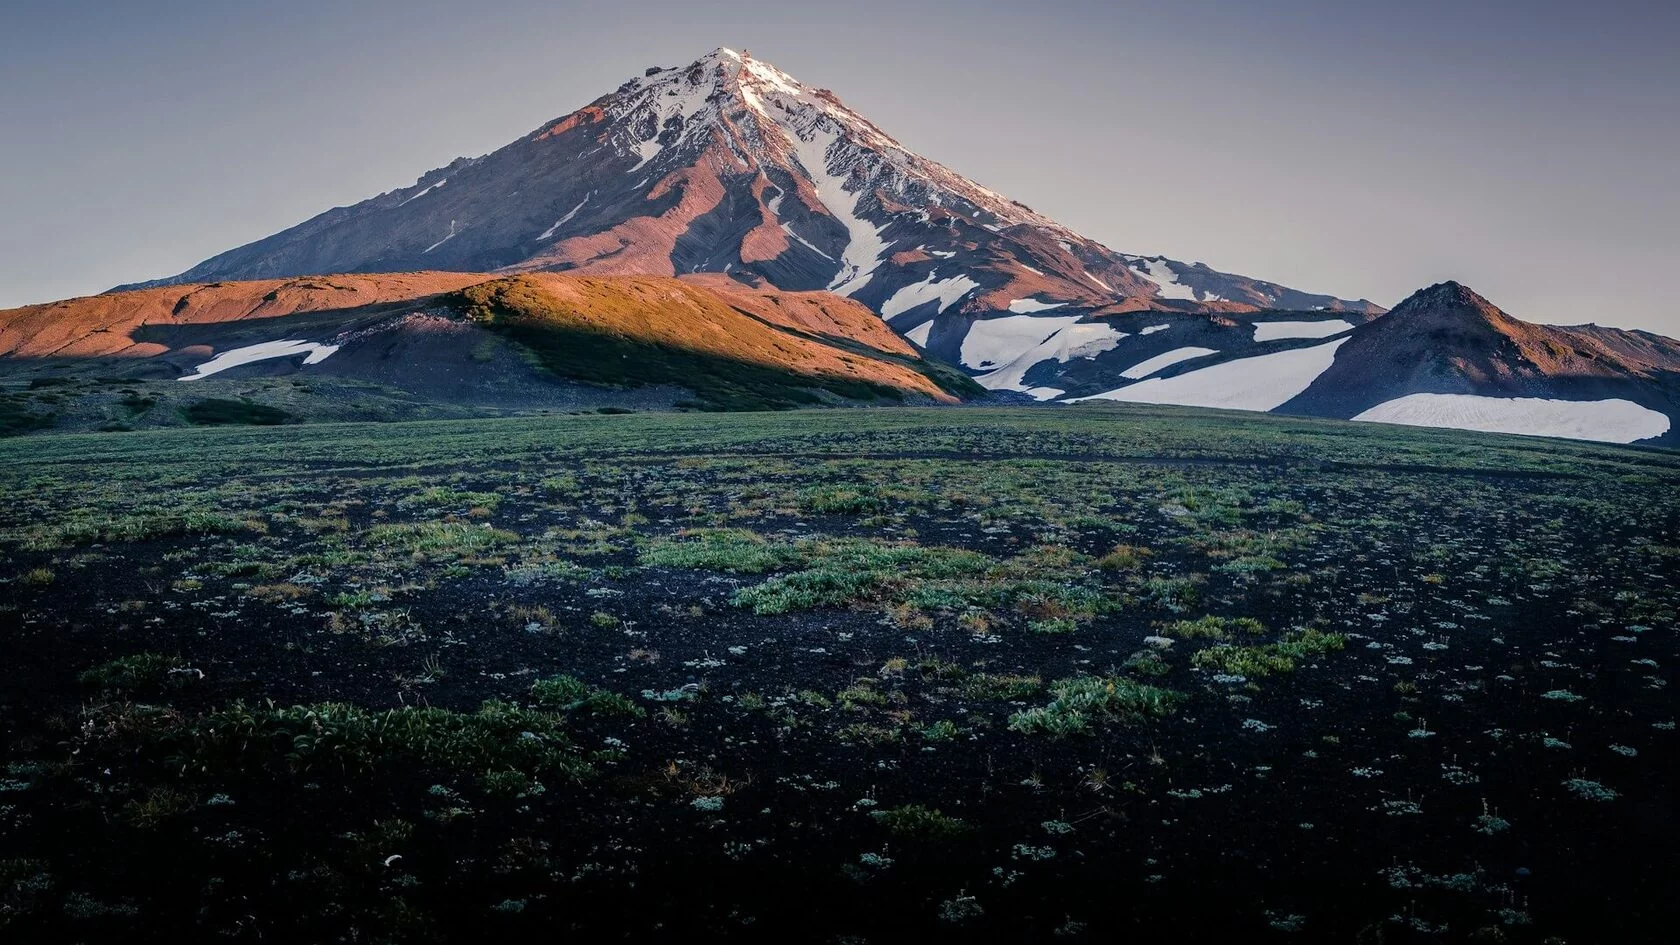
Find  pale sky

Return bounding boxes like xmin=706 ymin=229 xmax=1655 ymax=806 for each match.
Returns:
xmin=2 ymin=0 xmax=1676 ymax=332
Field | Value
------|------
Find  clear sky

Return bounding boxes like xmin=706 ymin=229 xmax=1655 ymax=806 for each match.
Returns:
xmin=2 ymin=0 xmax=1675 ymax=332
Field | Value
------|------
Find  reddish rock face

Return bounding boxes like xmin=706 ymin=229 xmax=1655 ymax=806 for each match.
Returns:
xmin=111 ymin=49 xmax=1380 ymax=333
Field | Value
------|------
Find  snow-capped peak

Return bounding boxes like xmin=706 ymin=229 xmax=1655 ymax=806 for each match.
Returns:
xmin=601 ymin=49 xmax=1077 ymax=245
xmin=128 ymin=46 xmax=1384 ymax=325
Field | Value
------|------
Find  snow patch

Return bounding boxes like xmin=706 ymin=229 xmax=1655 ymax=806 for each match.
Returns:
xmin=785 ymin=123 xmax=889 ymax=296
xmin=1352 ymin=394 xmax=1670 ymax=444
xmin=971 ymin=319 xmax=1129 ymax=394
xmin=962 ymin=314 xmax=1085 ymax=371
xmin=180 ymin=340 xmax=340 ymax=381
xmin=1120 ymin=346 xmax=1219 ymax=380
xmin=1129 ymin=258 xmax=1197 ymax=301
xmin=423 ymin=220 xmax=458 ymax=254
xmin=399 ymin=178 xmax=446 ymax=206
xmin=1075 ymin=338 xmax=1347 ymax=411
xmin=1139 ymin=323 xmax=1170 ymax=335
xmin=1084 ymin=272 xmax=1115 ymax=293
xmin=1007 ymin=298 xmax=1068 ymax=314
xmin=538 ymin=194 xmax=591 ymax=241
xmin=624 ymin=70 xmax=719 ymax=171
xmin=880 ymin=272 xmax=981 ymax=318
xmin=904 ymin=321 xmax=933 ymax=346
xmin=1252 ymin=319 xmax=1354 ymax=342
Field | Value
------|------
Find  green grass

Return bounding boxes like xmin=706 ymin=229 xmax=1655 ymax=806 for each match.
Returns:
xmin=530 ymin=675 xmax=644 ymax=718
xmin=0 ymin=395 xmax=54 ymax=437
xmin=404 ymin=486 xmax=502 ymax=510
xmin=364 ymin=521 xmax=519 ymax=555
xmin=1160 ymin=615 xmax=1266 ymax=641
xmin=731 ymin=539 xmax=992 ymax=614
xmin=1008 ymin=676 xmax=1184 ymax=737
xmin=182 ymin=701 xmax=590 ymax=782
xmin=640 ymin=528 xmax=799 ymax=573
xmin=957 ymin=673 xmax=1044 ymax=701
xmin=799 ymin=485 xmax=886 ymax=515
xmin=645 ymin=529 xmax=1115 ymax=622
xmin=79 ymin=653 xmax=182 ymax=692
xmin=24 ymin=510 xmax=249 ymax=549
xmin=1190 ymin=628 xmax=1347 ymax=678
xmin=0 ymin=401 xmax=1672 ymax=942
xmin=871 ymin=804 xmax=971 ymax=840
xmin=180 ymin=398 xmax=293 ymax=426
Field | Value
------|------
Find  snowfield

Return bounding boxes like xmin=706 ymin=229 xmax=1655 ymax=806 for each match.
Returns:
xmin=1007 ymin=297 xmax=1068 ymax=314
xmin=1128 ymin=258 xmax=1225 ymax=302
xmin=788 ymin=123 xmax=889 ymax=296
xmin=1074 ymin=338 xmax=1347 ymax=411
xmin=1129 ymin=258 xmax=1197 ymax=301
xmin=1252 ymin=319 xmax=1354 ymax=342
xmin=1119 ymin=346 xmax=1219 ymax=380
xmin=881 ymin=273 xmax=981 ymax=318
xmin=960 ymin=314 xmax=1085 ymax=370
xmin=975 ymin=321 xmax=1129 ymax=398
xmin=1352 ymin=393 xmax=1671 ymax=444
xmin=179 ymin=340 xmax=341 ymax=381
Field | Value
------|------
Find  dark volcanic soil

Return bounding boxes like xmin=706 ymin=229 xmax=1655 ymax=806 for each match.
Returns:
xmin=0 ymin=406 xmax=1674 ymax=944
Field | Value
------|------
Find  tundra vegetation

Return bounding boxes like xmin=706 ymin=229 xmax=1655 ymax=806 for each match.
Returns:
xmin=0 ymin=405 xmax=1673 ymax=943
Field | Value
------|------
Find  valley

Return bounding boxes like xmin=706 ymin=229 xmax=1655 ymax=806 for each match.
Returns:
xmin=0 ymin=407 xmax=1673 ymax=942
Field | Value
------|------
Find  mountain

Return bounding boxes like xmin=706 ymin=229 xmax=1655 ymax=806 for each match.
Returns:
xmin=1044 ymin=281 xmax=1676 ymax=444
xmin=1279 ymin=281 xmax=1680 ymax=441
xmin=115 ymin=49 xmax=1378 ymax=351
xmin=23 ymin=49 xmax=1678 ymax=446
xmin=0 ymin=272 xmax=973 ymax=433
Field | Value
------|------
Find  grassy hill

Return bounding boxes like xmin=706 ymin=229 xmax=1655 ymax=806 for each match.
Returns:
xmin=0 ymin=272 xmax=981 ymax=433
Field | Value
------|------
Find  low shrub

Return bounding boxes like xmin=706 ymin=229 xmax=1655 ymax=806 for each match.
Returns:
xmin=530 ymin=675 xmax=644 ymax=718
xmin=80 ymin=653 xmax=182 ymax=692
xmin=871 ymin=804 xmax=970 ymax=840
xmin=1008 ymin=676 xmax=1183 ymax=737
xmin=180 ymin=399 xmax=292 ymax=426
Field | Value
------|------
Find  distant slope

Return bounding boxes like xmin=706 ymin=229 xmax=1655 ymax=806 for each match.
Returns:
xmin=994 ymin=281 xmax=1676 ymax=446
xmin=0 ymin=272 xmax=973 ymax=434
xmin=0 ymin=273 xmax=487 ymax=359
xmin=1286 ymin=281 xmax=1680 ymax=411
xmin=1279 ymin=282 xmax=1680 ymax=443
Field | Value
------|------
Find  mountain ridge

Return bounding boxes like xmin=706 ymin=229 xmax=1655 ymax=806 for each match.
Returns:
xmin=0 ymin=271 xmax=974 ymax=433
xmin=111 ymin=48 xmax=1381 ymax=325
xmin=37 ymin=48 xmax=1678 ymax=445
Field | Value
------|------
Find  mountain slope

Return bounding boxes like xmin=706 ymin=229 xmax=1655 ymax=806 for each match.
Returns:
xmin=0 ymin=272 xmax=970 ymax=433
xmin=1276 ymin=281 xmax=1680 ymax=442
xmin=115 ymin=49 xmax=1378 ymax=344
xmin=452 ymin=273 xmax=967 ymax=410
xmin=983 ymin=281 xmax=1675 ymax=445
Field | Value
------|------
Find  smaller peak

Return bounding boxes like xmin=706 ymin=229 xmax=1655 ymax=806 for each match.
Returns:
xmin=1389 ymin=280 xmax=1513 ymax=324
xmin=1410 ymin=280 xmax=1491 ymax=307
